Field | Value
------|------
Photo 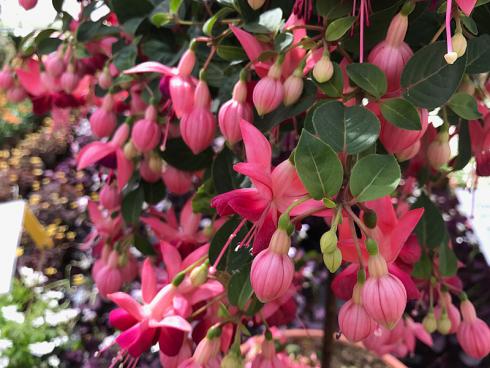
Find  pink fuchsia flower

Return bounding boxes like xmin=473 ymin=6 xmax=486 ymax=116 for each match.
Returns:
xmin=469 ymin=115 xmax=490 ymax=176
xmin=457 ymin=298 xmax=490 ymax=359
xmin=256 ymin=285 xmax=297 ymax=326
xmin=77 ymin=124 xmax=133 ymax=191
xmin=180 ymin=78 xmax=216 ymax=154
xmin=253 ymin=60 xmax=284 ymax=116
xmin=89 ymin=94 xmax=117 ymax=138
xmin=98 ymin=67 xmax=113 ymax=90
xmin=434 ymin=291 xmax=461 ymax=334
xmin=455 ymin=0 xmax=477 ymax=16
xmin=83 ymin=200 xmax=122 ymax=248
xmin=162 ymin=165 xmax=194 ymax=195
xmin=0 ymin=67 xmax=14 ymax=90
xmin=211 ymin=120 xmax=308 ymax=253
xmin=250 ymin=228 xmax=294 ymax=303
xmin=45 ymin=51 xmax=66 ymax=78
xmin=94 ymin=249 xmax=123 ymax=298
xmin=362 ymin=244 xmax=407 ymax=329
xmin=283 ymin=65 xmax=304 ymax=106
xmin=140 ymin=157 xmax=162 ymax=183
xmin=180 ymin=326 xmax=222 ymax=368
xmin=99 ymin=182 xmax=121 ymax=211
xmin=19 ymin=0 xmax=37 ymax=10
xmin=427 ymin=132 xmax=451 ymax=170
xmin=160 ymin=338 xmax=192 ymax=368
xmin=402 ymin=317 xmax=433 ymax=356
xmin=60 ymin=65 xmax=80 ymax=93
xmin=339 ymin=281 xmax=377 ymax=342
xmin=6 ymin=85 xmax=27 ymax=103
xmin=218 ymin=78 xmax=253 ymax=145
xmin=250 ymin=334 xmax=283 ymax=368
xmin=368 ymin=8 xmax=413 ymax=95
xmin=131 ymin=105 xmax=161 ymax=153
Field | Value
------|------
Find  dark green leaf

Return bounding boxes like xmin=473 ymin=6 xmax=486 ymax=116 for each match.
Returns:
xmin=466 ymin=34 xmax=490 ymax=73
xmin=380 ymin=98 xmax=421 ymax=130
xmin=113 ymin=43 xmax=138 ymax=72
xmin=245 ymin=295 xmax=264 ymax=316
xmin=453 ymin=120 xmax=472 ymax=170
xmin=37 ymin=38 xmax=62 ymax=55
xmin=461 ymin=15 xmax=478 ymax=35
xmin=170 ymin=0 xmax=184 ymax=14
xmin=142 ymin=180 xmax=166 ymax=205
xmin=212 ymin=148 xmax=243 ymax=194
xmin=439 ymin=240 xmax=457 ymax=277
xmin=122 ymin=186 xmax=144 ymax=224
xmin=317 ymin=0 xmax=353 ymax=19
xmin=346 ymin=63 xmax=387 ymax=99
xmin=448 ymin=92 xmax=482 ymax=120
xmin=76 ymin=20 xmax=119 ymax=42
xmin=325 ymin=16 xmax=356 ymax=41
xmin=52 ymin=0 xmax=63 ymax=12
xmin=315 ymin=62 xmax=343 ymax=98
xmin=412 ymin=193 xmax=447 ymax=249
xmin=306 ymin=101 xmax=380 ymax=154
xmin=112 ymin=0 xmax=154 ymax=23
xmin=160 ymin=138 xmax=214 ymax=171
xmin=412 ymin=252 xmax=432 ymax=280
xmin=295 ymin=130 xmax=344 ymax=200
xmin=134 ymin=232 xmax=156 ymax=255
xmin=216 ymin=45 xmax=247 ymax=61
xmin=228 ymin=267 xmax=253 ymax=309
xmin=401 ymin=42 xmax=466 ymax=109
xmin=244 ymin=8 xmax=283 ymax=33
xmin=150 ymin=13 xmax=172 ymax=27
xmin=349 ymin=154 xmax=400 ymax=202
xmin=192 ymin=179 xmax=216 ymax=216
xmin=141 ymin=39 xmax=175 ymax=64
xmin=274 ymin=32 xmax=294 ymax=52
xmin=203 ymin=8 xmax=234 ymax=36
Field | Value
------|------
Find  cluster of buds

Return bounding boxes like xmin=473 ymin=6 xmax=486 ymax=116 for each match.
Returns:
xmin=320 ymin=208 xmax=342 ymax=272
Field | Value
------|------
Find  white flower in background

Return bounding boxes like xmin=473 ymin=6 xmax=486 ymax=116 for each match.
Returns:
xmin=43 ymin=291 xmax=64 ymax=301
xmin=28 ymin=341 xmax=56 ymax=357
xmin=0 ymin=357 xmax=9 ymax=368
xmin=44 ymin=308 xmax=79 ymax=326
xmin=32 ymin=316 xmax=45 ymax=327
xmin=0 ymin=339 xmax=12 ymax=352
xmin=81 ymin=308 xmax=96 ymax=322
xmin=51 ymin=336 xmax=68 ymax=347
xmin=48 ymin=299 xmax=58 ymax=309
xmin=19 ymin=267 xmax=48 ymax=287
xmin=48 ymin=355 xmax=60 ymax=367
xmin=1 ymin=305 xmax=25 ymax=324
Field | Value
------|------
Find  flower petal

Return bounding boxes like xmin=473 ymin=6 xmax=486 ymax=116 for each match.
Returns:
xmin=107 ymin=292 xmax=144 ymax=321
xmin=124 ymin=61 xmax=176 ymax=76
xmin=141 ymin=259 xmax=158 ymax=304
xmin=160 ymin=241 xmax=182 ymax=279
xmin=240 ymin=119 xmax=272 ymax=171
xmin=77 ymin=142 xmax=115 ymax=170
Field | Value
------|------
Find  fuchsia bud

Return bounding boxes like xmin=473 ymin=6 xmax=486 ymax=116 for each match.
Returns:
xmin=248 ymin=0 xmax=266 ymax=10
xmin=180 ymin=78 xmax=216 ymax=154
xmin=283 ymin=66 xmax=304 ymax=106
xmin=434 ymin=291 xmax=461 ymax=334
xmin=90 ymin=94 xmax=117 ymax=138
xmin=7 ymin=85 xmax=27 ymax=103
xmin=427 ymin=132 xmax=451 ymax=170
xmin=111 ymin=123 xmax=130 ymax=147
xmin=396 ymin=140 xmax=420 ymax=162
xmin=95 ymin=250 xmax=123 ymax=298
xmin=19 ymin=0 xmax=37 ymax=10
xmin=250 ymin=228 xmax=294 ymax=303
xmin=98 ymin=68 xmax=113 ymax=89
xmin=457 ymin=298 xmax=490 ymax=359
xmin=45 ymin=51 xmax=66 ymax=78
xmin=130 ymin=85 xmax=147 ymax=114
xmin=312 ymin=53 xmax=334 ymax=83
xmin=60 ymin=65 xmax=80 ymax=93
xmin=170 ymin=48 xmax=196 ymax=118
xmin=140 ymin=157 xmax=162 ymax=183
xmin=99 ymin=183 xmax=121 ymax=210
xmin=362 ymin=241 xmax=407 ymax=329
xmin=0 ymin=68 xmax=14 ymax=90
xmin=339 ymin=279 xmax=377 ymax=342
xmin=192 ymin=327 xmax=221 ymax=365
xmin=253 ymin=60 xmax=284 ymax=116
xmin=218 ymin=79 xmax=253 ymax=145
xmin=251 ymin=334 xmax=283 ymax=367
xmin=131 ymin=105 xmax=161 ymax=153
xmin=162 ymin=165 xmax=193 ymax=195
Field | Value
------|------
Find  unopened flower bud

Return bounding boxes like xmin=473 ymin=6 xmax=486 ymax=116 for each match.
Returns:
xmin=190 ymin=261 xmax=209 ymax=287
xmin=313 ymin=54 xmax=334 ymax=83
xmin=283 ymin=68 xmax=304 ymax=106
xmin=423 ymin=312 xmax=437 ymax=333
xmin=323 ymin=247 xmax=342 ymax=273
xmin=221 ymin=349 xmax=244 ymax=368
xmin=427 ymin=132 xmax=451 ymax=170
xmin=124 ymin=141 xmax=138 ymax=159
xmin=148 ymin=153 xmax=163 ymax=173
xmin=452 ymin=33 xmax=467 ymax=58
xmin=363 ymin=210 xmax=377 ymax=229
xmin=437 ymin=310 xmax=452 ymax=335
xmin=320 ymin=230 xmax=338 ymax=254
xmin=247 ymin=0 xmax=265 ymax=10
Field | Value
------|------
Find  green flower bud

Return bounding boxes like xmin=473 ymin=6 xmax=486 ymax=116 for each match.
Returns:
xmin=422 ymin=312 xmax=437 ymax=333
xmin=221 ymin=350 xmax=244 ymax=368
xmin=437 ymin=310 xmax=452 ymax=335
xmin=320 ymin=230 xmax=338 ymax=254
xmin=323 ymin=247 xmax=342 ymax=273
xmin=363 ymin=210 xmax=377 ymax=229
xmin=190 ymin=261 xmax=209 ymax=287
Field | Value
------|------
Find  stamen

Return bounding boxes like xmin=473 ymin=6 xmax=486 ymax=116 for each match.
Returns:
xmin=211 ymin=218 xmax=247 ymax=270
xmin=445 ymin=0 xmax=454 ymax=53
xmin=360 ymin=0 xmax=366 ymax=63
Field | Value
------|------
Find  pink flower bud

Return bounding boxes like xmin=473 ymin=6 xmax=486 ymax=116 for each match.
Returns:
xmin=19 ymin=0 xmax=37 ymax=10
xmin=91 ymin=245 xmax=110 ymax=280
xmin=170 ymin=76 xmax=195 ymax=118
xmin=45 ymin=52 xmax=66 ymax=78
xmin=253 ymin=63 xmax=284 ymax=116
xmin=251 ymin=338 xmax=283 ymax=367
xmin=395 ymin=140 xmax=420 ymax=162
xmin=313 ymin=55 xmax=334 ymax=83
xmin=40 ymin=72 xmax=60 ymax=92
xmin=457 ymin=299 xmax=490 ymax=359
xmin=0 ymin=68 xmax=14 ymax=90
xmin=248 ymin=0 xmax=266 ymax=10
xmin=131 ymin=106 xmax=161 ymax=153
xmin=159 ymin=340 xmax=192 ymax=368
xmin=251 ymin=228 xmax=294 ymax=303
xmin=177 ymin=49 xmax=196 ymax=77
xmin=111 ymin=123 xmax=130 ymax=147
xmin=95 ymin=250 xmax=123 ymax=298
xmin=427 ymin=133 xmax=451 ymax=170
xmin=120 ymin=253 xmax=138 ymax=284
xmin=339 ymin=283 xmax=377 ymax=342
xmin=90 ymin=95 xmax=117 ymax=138
xmin=140 ymin=158 xmax=161 ymax=183
xmin=7 ymin=86 xmax=27 ymax=103
xmin=362 ymin=254 xmax=407 ymax=329
xmin=218 ymin=80 xmax=253 ymax=144
xmin=98 ymin=68 xmax=113 ymax=89
xmin=100 ymin=183 xmax=121 ymax=210
xmin=180 ymin=80 xmax=216 ymax=154
xmin=193 ymin=334 xmax=221 ymax=365
xmin=60 ymin=67 xmax=80 ymax=93
xmin=434 ymin=291 xmax=461 ymax=334
xmin=283 ymin=71 xmax=304 ymax=106
xmin=162 ymin=166 xmax=193 ymax=195
xmin=130 ymin=85 xmax=147 ymax=114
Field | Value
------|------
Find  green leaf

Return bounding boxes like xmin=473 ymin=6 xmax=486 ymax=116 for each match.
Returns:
xmin=412 ymin=252 xmax=432 ymax=280
xmin=439 ymin=241 xmax=457 ymax=277
xmin=255 ymin=80 xmax=316 ymax=132
xmin=274 ymin=32 xmax=294 ymax=52
xmin=306 ymin=101 xmax=380 ymax=154
xmin=113 ymin=43 xmax=138 ymax=72
xmin=349 ymin=154 xmax=401 ymax=202
xmin=209 ymin=218 xmax=252 ymax=272
xmin=228 ymin=267 xmax=253 ymax=309
xmin=466 ymin=34 xmax=490 ymax=73
xmin=461 ymin=15 xmax=478 ymax=35
xmin=122 ymin=186 xmax=144 ymax=225
xmin=37 ymin=38 xmax=62 ymax=55
xmin=412 ymin=193 xmax=446 ymax=249
xmin=141 ymin=39 xmax=176 ymax=64
xmin=212 ymin=147 xmax=243 ymax=194
xmin=216 ymin=45 xmax=247 ymax=61
xmin=192 ymin=179 xmax=216 ymax=216
xmin=453 ymin=120 xmax=472 ymax=170
xmin=401 ymin=41 xmax=466 ymax=109
xmin=52 ymin=0 xmax=63 ymax=12
xmin=150 ymin=12 xmax=173 ymax=27
xmin=448 ymin=92 xmax=482 ymax=120
xmin=203 ymin=8 xmax=234 ymax=36
xmin=346 ymin=63 xmax=387 ymax=99
xmin=380 ymin=98 xmax=421 ymax=130
xmin=134 ymin=232 xmax=156 ymax=255
xmin=317 ymin=0 xmax=353 ymax=19
xmin=142 ymin=180 xmax=166 ymax=205
xmin=160 ymin=138 xmax=214 ymax=171
xmin=76 ymin=20 xmax=119 ymax=42
xmin=244 ymin=8 xmax=283 ymax=33
xmin=325 ymin=16 xmax=356 ymax=41
xmin=170 ymin=0 xmax=184 ymax=14
xmin=245 ymin=295 xmax=264 ymax=316
xmin=314 ymin=62 xmax=343 ymax=98
xmin=112 ymin=0 xmax=154 ymax=23
xmin=295 ymin=130 xmax=344 ymax=200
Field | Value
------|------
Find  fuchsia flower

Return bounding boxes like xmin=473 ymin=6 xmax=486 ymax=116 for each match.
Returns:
xmin=90 ymin=94 xmax=117 ymax=138
xmin=457 ymin=298 xmax=490 ymax=359
xmin=162 ymin=165 xmax=195 ymax=195
xmin=19 ymin=0 xmax=38 ymax=10
xmin=180 ymin=79 xmax=216 ymax=154
xmin=45 ymin=51 xmax=66 ymax=78
xmin=131 ymin=105 xmax=161 ymax=153
xmin=250 ymin=228 xmax=294 ymax=303
xmin=60 ymin=65 xmax=80 ymax=93
xmin=211 ymin=120 xmax=308 ymax=253
xmin=82 ymin=201 xmax=122 ymax=249
xmin=77 ymin=124 xmax=133 ymax=191
xmin=368 ymin=8 xmax=413 ymax=95
xmin=7 ymin=86 xmax=27 ymax=103
xmin=434 ymin=291 xmax=461 ymax=334
xmin=99 ymin=182 xmax=122 ymax=211
xmin=253 ymin=60 xmax=284 ymax=116
xmin=469 ymin=115 xmax=490 ymax=176
xmin=180 ymin=327 xmax=222 ymax=368
xmin=250 ymin=336 xmax=284 ymax=368
xmin=140 ymin=157 xmax=161 ymax=183
xmin=218 ymin=79 xmax=253 ymax=145
xmin=0 ymin=67 xmax=14 ymax=90
xmin=94 ymin=250 xmax=123 ymax=298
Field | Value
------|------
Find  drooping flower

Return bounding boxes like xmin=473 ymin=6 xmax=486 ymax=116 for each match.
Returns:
xmin=427 ymin=132 xmax=451 ymax=170
xmin=162 ymin=165 xmax=195 ymax=195
xmin=456 ymin=298 xmax=490 ymax=359
xmin=468 ymin=114 xmax=490 ymax=176
xmin=99 ymin=182 xmax=121 ymax=211
xmin=250 ymin=334 xmax=283 ymax=368
xmin=89 ymin=94 xmax=117 ymax=138
xmin=253 ymin=59 xmax=284 ymax=116
xmin=131 ymin=105 xmax=161 ymax=153
xmin=19 ymin=0 xmax=38 ymax=10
